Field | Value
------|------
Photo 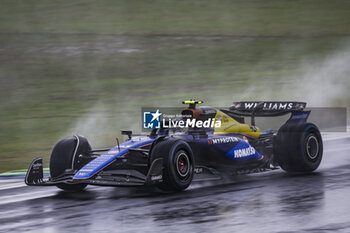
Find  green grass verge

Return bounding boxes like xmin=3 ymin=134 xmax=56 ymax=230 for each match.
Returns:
xmin=0 ymin=0 xmax=350 ymax=36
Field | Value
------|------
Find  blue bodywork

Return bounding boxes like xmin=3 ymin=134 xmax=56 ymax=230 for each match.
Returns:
xmin=286 ymin=111 xmax=310 ymax=124
xmin=73 ymin=133 xmax=263 ymax=180
xmin=74 ymin=138 xmax=154 ymax=179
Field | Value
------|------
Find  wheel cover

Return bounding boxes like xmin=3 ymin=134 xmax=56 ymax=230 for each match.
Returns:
xmin=175 ymin=152 xmax=190 ymax=179
xmin=306 ymin=135 xmax=319 ymax=160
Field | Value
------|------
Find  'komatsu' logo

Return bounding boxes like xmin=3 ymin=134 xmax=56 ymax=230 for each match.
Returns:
xmin=234 ymin=146 xmax=256 ymax=158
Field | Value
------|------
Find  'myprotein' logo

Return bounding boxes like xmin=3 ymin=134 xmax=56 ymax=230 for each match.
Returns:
xmin=208 ymin=137 xmax=239 ymax=144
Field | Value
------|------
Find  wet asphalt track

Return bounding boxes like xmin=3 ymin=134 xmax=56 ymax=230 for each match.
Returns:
xmin=1 ymin=133 xmax=350 ymax=233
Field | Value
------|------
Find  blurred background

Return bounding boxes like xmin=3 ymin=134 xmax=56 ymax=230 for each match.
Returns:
xmin=0 ymin=0 xmax=349 ymax=172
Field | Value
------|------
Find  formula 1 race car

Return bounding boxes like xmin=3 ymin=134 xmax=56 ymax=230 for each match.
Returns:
xmin=25 ymin=100 xmax=323 ymax=192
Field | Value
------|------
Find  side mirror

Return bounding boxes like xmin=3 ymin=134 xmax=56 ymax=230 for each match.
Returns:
xmin=121 ymin=130 xmax=132 ymax=140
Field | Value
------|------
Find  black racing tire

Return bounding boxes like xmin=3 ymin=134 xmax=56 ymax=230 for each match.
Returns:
xmin=50 ymin=135 xmax=91 ymax=191
xmin=274 ymin=122 xmax=323 ymax=173
xmin=150 ymin=139 xmax=194 ymax=191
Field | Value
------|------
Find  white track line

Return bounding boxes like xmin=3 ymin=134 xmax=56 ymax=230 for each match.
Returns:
xmin=0 ymin=179 xmax=23 ymax=184
xmin=322 ymin=133 xmax=350 ymax=142
xmin=0 ymin=183 xmax=27 ymax=191
xmin=0 ymin=190 xmax=57 ymax=205
xmin=324 ymin=145 xmax=350 ymax=153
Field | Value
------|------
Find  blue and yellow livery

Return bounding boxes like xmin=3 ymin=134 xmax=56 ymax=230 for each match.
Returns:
xmin=25 ymin=100 xmax=323 ymax=192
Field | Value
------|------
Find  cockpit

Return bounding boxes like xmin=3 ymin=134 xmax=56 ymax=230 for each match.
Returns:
xmin=177 ymin=100 xmax=261 ymax=138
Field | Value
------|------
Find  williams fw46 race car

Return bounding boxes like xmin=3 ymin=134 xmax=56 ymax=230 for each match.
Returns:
xmin=25 ymin=100 xmax=323 ymax=192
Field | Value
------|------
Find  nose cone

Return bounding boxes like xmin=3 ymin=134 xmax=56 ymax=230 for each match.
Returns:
xmin=73 ymin=138 xmax=154 ymax=179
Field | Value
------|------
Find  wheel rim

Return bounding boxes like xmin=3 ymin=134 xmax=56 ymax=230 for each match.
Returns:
xmin=306 ymin=135 xmax=319 ymax=160
xmin=176 ymin=152 xmax=190 ymax=179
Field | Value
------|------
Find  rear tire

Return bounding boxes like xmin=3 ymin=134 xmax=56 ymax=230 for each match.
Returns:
xmin=50 ymin=135 xmax=91 ymax=191
xmin=150 ymin=139 xmax=194 ymax=191
xmin=274 ymin=123 xmax=323 ymax=172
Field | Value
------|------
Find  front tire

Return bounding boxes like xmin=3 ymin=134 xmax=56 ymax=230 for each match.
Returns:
xmin=50 ymin=135 xmax=91 ymax=191
xmin=150 ymin=139 xmax=194 ymax=191
xmin=274 ymin=123 xmax=323 ymax=172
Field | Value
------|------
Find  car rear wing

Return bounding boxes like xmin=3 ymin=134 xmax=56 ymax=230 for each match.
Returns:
xmin=221 ymin=101 xmax=309 ymax=126
xmin=229 ymin=101 xmax=306 ymax=116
